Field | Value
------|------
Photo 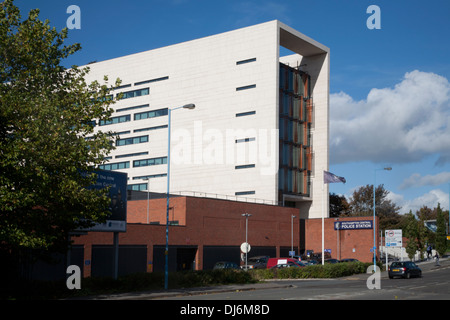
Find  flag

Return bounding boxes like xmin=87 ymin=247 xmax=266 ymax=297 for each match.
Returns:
xmin=324 ymin=171 xmax=346 ymax=184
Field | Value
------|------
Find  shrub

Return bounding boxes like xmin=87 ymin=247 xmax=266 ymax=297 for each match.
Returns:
xmin=250 ymin=261 xmax=375 ymax=280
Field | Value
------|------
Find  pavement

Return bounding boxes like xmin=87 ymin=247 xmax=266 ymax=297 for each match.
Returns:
xmin=71 ymin=257 xmax=449 ymax=300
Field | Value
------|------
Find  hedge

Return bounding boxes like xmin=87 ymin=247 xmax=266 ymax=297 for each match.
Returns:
xmin=249 ymin=261 xmax=379 ymax=280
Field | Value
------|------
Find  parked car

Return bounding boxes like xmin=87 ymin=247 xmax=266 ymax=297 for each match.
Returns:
xmin=213 ymin=261 xmax=239 ymax=270
xmin=304 ymin=259 xmax=319 ymax=265
xmin=388 ymin=261 xmax=422 ymax=279
xmin=271 ymin=261 xmax=307 ymax=269
xmin=242 ymin=255 xmax=270 ymax=269
xmin=340 ymin=258 xmax=359 ymax=263
xmin=266 ymin=258 xmax=305 ymax=269
xmin=325 ymin=259 xmax=340 ymax=264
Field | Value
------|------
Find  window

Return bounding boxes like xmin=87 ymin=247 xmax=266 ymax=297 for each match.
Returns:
xmin=127 ymin=183 xmax=148 ymax=191
xmin=134 ymin=125 xmax=168 ymax=133
xmin=99 ymin=115 xmax=131 ymax=126
xmin=134 ymin=76 xmax=169 ymax=86
xmin=116 ymin=104 xmax=149 ymax=113
xmin=235 ymin=164 xmax=255 ymax=169
xmin=132 ymin=173 xmax=167 ymax=180
xmin=134 ymin=108 xmax=168 ymax=120
xmin=118 ymin=88 xmax=149 ymax=100
xmin=236 ymin=84 xmax=256 ymax=91
xmin=113 ymin=84 xmax=132 ymax=91
xmin=116 ymin=135 xmax=148 ymax=147
xmin=116 ymin=152 xmax=149 ymax=159
xmin=99 ymin=161 xmax=130 ymax=171
xmin=236 ymin=111 xmax=256 ymax=117
xmin=133 ymin=156 xmax=167 ymax=168
xmin=235 ymin=191 xmax=256 ymax=196
xmin=236 ymin=58 xmax=256 ymax=65
xmin=235 ymin=137 xmax=255 ymax=143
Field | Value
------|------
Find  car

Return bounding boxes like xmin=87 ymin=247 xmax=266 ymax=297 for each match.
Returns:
xmin=304 ymin=259 xmax=319 ymax=265
xmin=213 ymin=261 xmax=239 ymax=270
xmin=266 ymin=258 xmax=305 ymax=269
xmin=340 ymin=258 xmax=359 ymax=263
xmin=270 ymin=261 xmax=306 ymax=269
xmin=388 ymin=261 xmax=422 ymax=279
xmin=242 ymin=255 xmax=270 ymax=269
xmin=325 ymin=259 xmax=340 ymax=264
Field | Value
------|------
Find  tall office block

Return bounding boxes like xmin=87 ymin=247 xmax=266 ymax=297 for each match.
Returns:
xmin=85 ymin=20 xmax=330 ymax=219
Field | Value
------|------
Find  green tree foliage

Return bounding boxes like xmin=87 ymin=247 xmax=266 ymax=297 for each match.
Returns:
xmin=404 ymin=211 xmax=419 ymax=260
xmin=346 ymin=184 xmax=402 ymax=231
xmin=435 ymin=203 xmax=448 ymax=256
xmin=0 ymin=0 xmax=120 ymax=254
xmin=329 ymin=193 xmax=350 ymax=218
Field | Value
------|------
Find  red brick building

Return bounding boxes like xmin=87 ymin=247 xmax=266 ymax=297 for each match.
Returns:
xmin=72 ymin=195 xmax=379 ymax=278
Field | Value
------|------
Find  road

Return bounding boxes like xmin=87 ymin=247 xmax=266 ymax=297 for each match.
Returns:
xmin=157 ymin=259 xmax=450 ymax=300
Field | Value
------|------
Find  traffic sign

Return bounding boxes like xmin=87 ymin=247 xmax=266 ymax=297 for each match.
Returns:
xmin=240 ymin=242 xmax=251 ymax=253
xmin=385 ymin=229 xmax=402 ymax=247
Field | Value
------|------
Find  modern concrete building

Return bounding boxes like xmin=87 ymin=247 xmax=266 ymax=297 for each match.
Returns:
xmin=85 ymin=20 xmax=330 ymax=219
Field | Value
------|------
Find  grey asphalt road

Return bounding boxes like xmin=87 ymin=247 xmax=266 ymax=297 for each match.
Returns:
xmin=154 ymin=258 xmax=450 ymax=301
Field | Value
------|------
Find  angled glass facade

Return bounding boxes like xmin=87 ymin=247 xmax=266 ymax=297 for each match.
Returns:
xmin=279 ymin=63 xmax=313 ymax=203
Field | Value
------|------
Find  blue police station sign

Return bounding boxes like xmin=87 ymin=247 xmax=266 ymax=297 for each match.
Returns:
xmin=334 ymin=220 xmax=373 ymax=230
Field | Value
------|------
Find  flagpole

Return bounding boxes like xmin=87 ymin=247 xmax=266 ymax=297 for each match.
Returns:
xmin=322 ymin=173 xmax=325 ymax=265
xmin=322 ymin=171 xmax=346 ymax=266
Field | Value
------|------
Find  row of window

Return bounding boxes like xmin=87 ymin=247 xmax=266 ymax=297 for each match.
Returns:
xmin=127 ymin=183 xmax=257 ymax=196
xmin=99 ymin=156 xmax=168 ymax=171
xmin=99 ymin=108 xmax=168 ymax=127
xmin=133 ymin=156 xmax=168 ymax=168
xmin=234 ymin=61 xmax=257 ymax=187
xmin=116 ymin=135 xmax=148 ymax=147
xmin=113 ymin=75 xmax=169 ymax=97
xmin=119 ymin=88 xmax=149 ymax=100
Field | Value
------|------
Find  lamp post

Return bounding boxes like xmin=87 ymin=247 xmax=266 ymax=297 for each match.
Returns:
xmin=291 ymin=215 xmax=296 ymax=258
xmin=373 ymin=167 xmax=392 ymax=270
xmin=165 ymin=103 xmax=195 ymax=290
xmin=242 ymin=213 xmax=252 ymax=270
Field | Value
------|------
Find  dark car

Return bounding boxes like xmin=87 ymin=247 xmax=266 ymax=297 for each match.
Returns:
xmin=325 ymin=259 xmax=340 ymax=264
xmin=242 ymin=255 xmax=270 ymax=269
xmin=388 ymin=261 xmax=422 ymax=279
xmin=340 ymin=258 xmax=359 ymax=263
xmin=270 ymin=260 xmax=307 ymax=269
xmin=213 ymin=261 xmax=239 ymax=270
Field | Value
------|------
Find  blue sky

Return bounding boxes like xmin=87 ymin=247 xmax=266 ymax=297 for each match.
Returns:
xmin=15 ymin=0 xmax=450 ymax=214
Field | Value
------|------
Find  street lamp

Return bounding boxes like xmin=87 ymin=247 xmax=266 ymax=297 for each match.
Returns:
xmin=291 ymin=215 xmax=296 ymax=258
xmin=242 ymin=213 xmax=252 ymax=270
xmin=373 ymin=167 xmax=392 ymax=270
xmin=165 ymin=103 xmax=195 ymax=290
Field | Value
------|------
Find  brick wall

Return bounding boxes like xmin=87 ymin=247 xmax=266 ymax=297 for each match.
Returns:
xmin=72 ymin=197 xmax=378 ymax=276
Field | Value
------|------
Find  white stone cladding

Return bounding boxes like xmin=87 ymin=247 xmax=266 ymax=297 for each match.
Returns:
xmin=84 ymin=20 xmax=330 ymax=219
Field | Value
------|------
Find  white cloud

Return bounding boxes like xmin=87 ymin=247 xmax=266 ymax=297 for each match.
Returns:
xmin=399 ymin=172 xmax=450 ymax=190
xmin=388 ymin=189 xmax=449 ymax=214
xmin=330 ymin=70 xmax=450 ymax=165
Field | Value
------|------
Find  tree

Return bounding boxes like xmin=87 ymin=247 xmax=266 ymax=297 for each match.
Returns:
xmin=329 ymin=193 xmax=350 ymax=217
xmin=435 ymin=203 xmax=447 ymax=256
xmin=404 ymin=211 xmax=419 ymax=261
xmin=0 ymin=0 xmax=120 ymax=258
xmin=348 ymin=184 xmax=401 ymax=230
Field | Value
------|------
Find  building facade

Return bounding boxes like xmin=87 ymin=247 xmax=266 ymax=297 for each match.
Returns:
xmin=85 ymin=20 xmax=330 ymax=219
xmin=70 ymin=195 xmax=377 ymax=278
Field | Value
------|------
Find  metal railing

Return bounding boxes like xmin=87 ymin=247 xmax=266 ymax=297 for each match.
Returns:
xmin=172 ymin=191 xmax=281 ymax=206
